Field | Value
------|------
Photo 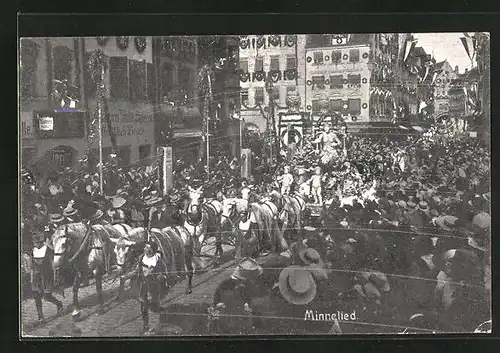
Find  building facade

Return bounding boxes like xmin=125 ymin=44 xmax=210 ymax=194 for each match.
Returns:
xmin=238 ymin=34 xmax=306 ymax=134
xmin=19 ymin=36 xmax=156 ymax=171
xmin=432 ymin=60 xmax=459 ymax=117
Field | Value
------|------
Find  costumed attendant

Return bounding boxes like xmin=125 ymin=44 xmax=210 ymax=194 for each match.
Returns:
xmin=278 ymin=166 xmax=294 ymax=195
xmin=308 ymin=166 xmax=323 ymax=206
xmin=129 ymin=241 xmax=167 ymax=335
xmin=31 ymin=229 xmax=64 ymax=323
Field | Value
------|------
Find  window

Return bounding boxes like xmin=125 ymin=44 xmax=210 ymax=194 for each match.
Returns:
xmin=286 ymin=56 xmax=297 ymax=69
xmin=129 ymin=59 xmax=147 ymax=101
xmin=161 ymin=63 xmax=175 ymax=99
xmin=332 ymin=50 xmax=342 ymax=64
xmin=109 ymin=56 xmax=129 ymax=100
xmin=53 ymin=45 xmax=73 ymax=82
xmin=271 ymin=87 xmax=280 ymax=101
xmin=255 ymin=57 xmax=264 ymax=72
xmin=349 ymin=49 xmax=360 ymax=63
xmin=311 ymin=100 xmax=321 ymax=112
xmin=329 ymin=99 xmax=342 ymax=112
xmin=254 ymin=87 xmax=264 ymax=105
xmin=179 ymin=67 xmax=193 ymax=101
xmin=330 ymin=75 xmax=343 ymax=89
xmin=239 ymin=59 xmax=249 ymax=72
xmin=313 ymin=52 xmax=324 ymax=65
xmin=348 ymin=99 xmax=361 ymax=114
xmin=146 ymin=63 xmax=154 ymax=101
xmin=312 ymin=75 xmax=325 ymax=89
xmin=348 ymin=74 xmax=361 ymax=86
xmin=20 ymin=39 xmax=38 ymax=98
xmin=241 ymin=89 xmax=249 ymax=104
xmin=139 ymin=144 xmax=151 ymax=160
xmin=270 ymin=56 xmax=280 ymax=71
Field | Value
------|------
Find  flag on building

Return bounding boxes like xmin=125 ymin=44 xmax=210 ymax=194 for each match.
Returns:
xmin=461 ymin=36 xmax=476 ymax=61
xmin=403 ymin=39 xmax=418 ymax=63
xmin=418 ymin=101 xmax=427 ymax=113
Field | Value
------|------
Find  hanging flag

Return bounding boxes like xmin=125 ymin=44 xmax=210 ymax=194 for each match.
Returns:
xmin=422 ymin=66 xmax=430 ymax=82
xmin=403 ymin=39 xmax=418 ymax=63
xmin=60 ymin=99 xmax=65 ymax=108
xmin=69 ymin=99 xmax=76 ymax=109
xmin=460 ymin=36 xmax=475 ymax=61
xmin=431 ymin=70 xmax=442 ymax=85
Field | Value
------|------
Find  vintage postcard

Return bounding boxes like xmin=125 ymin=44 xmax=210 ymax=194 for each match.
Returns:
xmin=19 ymin=33 xmax=491 ymax=337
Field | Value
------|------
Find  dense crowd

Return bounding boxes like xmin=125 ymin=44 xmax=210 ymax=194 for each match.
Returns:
xmin=21 ymin=125 xmax=491 ymax=333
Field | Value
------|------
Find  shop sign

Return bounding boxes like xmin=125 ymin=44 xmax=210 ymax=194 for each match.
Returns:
xmin=39 ymin=117 xmax=54 ymax=131
xmin=101 ymin=113 xmax=153 ymax=136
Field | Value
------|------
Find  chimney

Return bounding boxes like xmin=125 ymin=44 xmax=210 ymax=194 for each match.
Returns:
xmin=455 ymin=65 xmax=459 ymax=74
xmin=465 ymin=68 xmax=468 ymax=74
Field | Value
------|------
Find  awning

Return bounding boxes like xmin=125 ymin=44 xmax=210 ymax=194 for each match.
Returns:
xmin=173 ymin=129 xmax=212 ymax=138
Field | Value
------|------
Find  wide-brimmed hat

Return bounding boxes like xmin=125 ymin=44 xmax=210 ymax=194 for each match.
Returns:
xmin=358 ymin=270 xmax=391 ymax=292
xmin=231 ymin=257 xmax=263 ymax=281
xmin=49 ymin=213 xmax=65 ymax=223
xmin=433 ymin=215 xmax=458 ymax=231
xmin=63 ymin=206 xmax=78 ymax=217
xmin=407 ymin=201 xmax=417 ymax=209
xmin=278 ymin=266 xmax=317 ymax=305
xmin=144 ymin=195 xmax=164 ymax=207
xmin=112 ymin=196 xmax=127 ymax=209
xmin=418 ymin=201 xmax=429 ymax=212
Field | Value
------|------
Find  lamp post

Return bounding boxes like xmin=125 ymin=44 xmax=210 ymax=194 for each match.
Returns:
xmin=265 ymin=76 xmax=275 ymax=163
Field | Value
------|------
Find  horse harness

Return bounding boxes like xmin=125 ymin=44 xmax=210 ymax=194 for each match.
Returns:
xmin=55 ymin=224 xmax=108 ymax=266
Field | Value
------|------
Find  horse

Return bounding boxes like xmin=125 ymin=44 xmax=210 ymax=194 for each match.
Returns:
xmin=268 ymin=190 xmax=306 ymax=242
xmin=110 ymin=225 xmax=200 ymax=295
xmin=51 ymin=222 xmax=114 ymax=318
xmin=220 ymin=196 xmax=286 ymax=256
xmin=186 ymin=186 xmax=223 ymax=265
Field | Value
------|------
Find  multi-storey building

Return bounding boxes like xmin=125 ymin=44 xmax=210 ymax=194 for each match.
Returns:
xmin=20 ymin=36 xmax=157 ymax=171
xmin=432 ymin=60 xmax=459 ymax=117
xmin=304 ymin=39 xmax=371 ymax=127
xmin=238 ymin=34 xmax=306 ymax=134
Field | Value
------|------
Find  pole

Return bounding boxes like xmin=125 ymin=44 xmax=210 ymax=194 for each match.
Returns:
xmin=98 ymin=65 xmax=104 ymax=195
xmin=206 ymin=74 xmax=212 ymax=180
xmin=239 ymin=117 xmax=243 ymax=156
xmin=162 ymin=147 xmax=167 ymax=196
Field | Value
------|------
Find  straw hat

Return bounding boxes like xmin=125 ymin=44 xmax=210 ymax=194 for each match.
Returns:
xmin=359 ymin=270 xmax=390 ymax=292
xmin=49 ymin=213 xmax=65 ymax=223
xmin=112 ymin=196 xmax=127 ymax=209
xmin=63 ymin=205 xmax=78 ymax=217
xmin=407 ymin=201 xmax=417 ymax=209
xmin=433 ymin=215 xmax=458 ymax=231
xmin=278 ymin=266 xmax=317 ymax=305
xmin=231 ymin=257 xmax=263 ymax=281
xmin=291 ymin=241 xmax=328 ymax=281
xmin=418 ymin=201 xmax=429 ymax=212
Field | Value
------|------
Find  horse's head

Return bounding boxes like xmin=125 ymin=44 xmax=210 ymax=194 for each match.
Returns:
xmin=109 ymin=237 xmax=137 ymax=271
xmin=52 ymin=224 xmax=76 ymax=268
xmin=187 ymin=185 xmax=203 ymax=214
xmin=220 ymin=196 xmax=237 ymax=228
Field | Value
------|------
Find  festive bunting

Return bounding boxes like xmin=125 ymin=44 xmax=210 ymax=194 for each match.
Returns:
xmin=403 ymin=39 xmax=418 ymax=62
xmin=460 ymin=36 xmax=475 ymax=61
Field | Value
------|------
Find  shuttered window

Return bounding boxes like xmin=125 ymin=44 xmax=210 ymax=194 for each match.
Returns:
xmin=329 ymin=99 xmax=342 ymax=112
xmin=349 ymin=49 xmax=360 ymax=62
xmin=312 ymin=75 xmax=325 ymax=89
xmin=348 ymin=74 xmax=361 ymax=85
xmin=286 ymin=57 xmax=297 ymax=69
xmin=348 ymin=98 xmax=361 ymax=114
xmin=330 ymin=75 xmax=343 ymax=89
xmin=129 ymin=59 xmax=147 ymax=101
xmin=270 ymin=56 xmax=280 ymax=71
xmin=240 ymin=59 xmax=249 ymax=72
xmin=255 ymin=57 xmax=264 ymax=72
xmin=313 ymin=52 xmax=324 ymax=65
xmin=254 ymin=87 xmax=264 ymax=104
xmin=109 ymin=56 xmax=129 ymax=100
xmin=311 ymin=100 xmax=322 ymax=112
xmin=332 ymin=50 xmax=342 ymax=64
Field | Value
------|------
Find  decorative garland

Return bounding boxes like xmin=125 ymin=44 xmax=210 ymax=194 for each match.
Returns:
xmin=285 ymin=35 xmax=296 ymax=47
xmin=362 ymin=78 xmax=367 ymax=84
xmin=256 ymin=36 xmax=266 ymax=49
xmin=362 ymin=103 xmax=368 ymax=109
xmin=324 ymin=55 xmax=330 ymax=61
xmin=134 ymin=37 xmax=147 ymax=53
xmin=253 ymin=71 xmax=265 ymax=82
xmin=239 ymin=72 xmax=250 ymax=82
xmin=306 ymin=57 xmax=312 ymax=63
xmin=362 ymin=52 xmax=369 ymax=59
xmin=116 ymin=36 xmax=129 ymax=51
xmin=269 ymin=35 xmax=281 ymax=47
xmin=343 ymin=54 xmax=348 ymax=60
xmin=306 ymin=80 xmax=312 ymax=86
xmin=284 ymin=69 xmax=297 ymax=81
xmin=240 ymin=39 xmax=249 ymax=49
xmin=84 ymin=49 xmax=117 ymax=162
xmin=325 ymin=79 xmax=330 ymax=85
xmin=96 ymin=37 xmax=109 ymax=46
xmin=269 ymin=70 xmax=282 ymax=83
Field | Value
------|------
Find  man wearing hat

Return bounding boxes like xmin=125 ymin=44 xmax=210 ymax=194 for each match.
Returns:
xmin=107 ymin=196 xmax=128 ymax=225
xmin=30 ymin=229 xmax=64 ymax=323
xmin=63 ymin=202 xmax=80 ymax=223
xmin=278 ymin=265 xmax=318 ymax=306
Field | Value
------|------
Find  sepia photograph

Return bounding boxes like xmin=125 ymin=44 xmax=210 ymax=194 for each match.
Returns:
xmin=19 ymin=33 xmax=491 ymax=337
